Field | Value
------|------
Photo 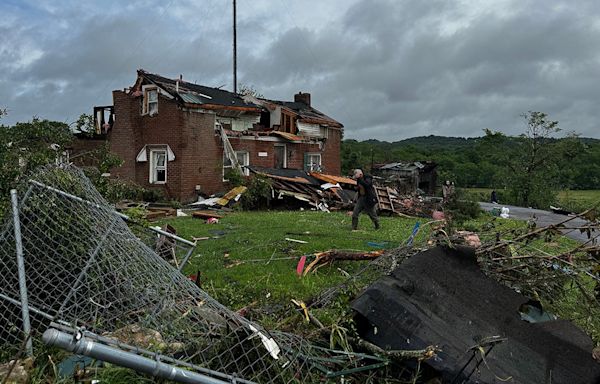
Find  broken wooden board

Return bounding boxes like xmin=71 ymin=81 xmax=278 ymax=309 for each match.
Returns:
xmin=145 ymin=207 xmax=176 ymax=220
xmin=216 ymin=186 xmax=248 ymax=206
xmin=309 ymin=172 xmax=357 ymax=186
xmin=302 ymin=250 xmax=385 ymax=276
xmin=374 ymin=185 xmax=396 ymax=213
xmin=192 ymin=210 xmax=224 ymax=220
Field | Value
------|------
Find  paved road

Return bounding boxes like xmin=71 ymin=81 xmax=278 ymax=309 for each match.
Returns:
xmin=479 ymin=202 xmax=592 ymax=243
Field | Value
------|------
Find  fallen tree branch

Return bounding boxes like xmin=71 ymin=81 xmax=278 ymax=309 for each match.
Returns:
xmin=302 ymin=250 xmax=384 ymax=276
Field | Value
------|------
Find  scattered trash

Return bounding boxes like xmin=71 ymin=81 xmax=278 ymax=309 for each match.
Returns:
xmin=57 ymin=355 xmax=101 ymax=379
xmin=285 ymin=237 xmax=308 ymax=244
xmin=500 ymin=206 xmax=510 ymax=218
xmin=454 ymin=230 xmax=482 ymax=248
xmin=225 ymin=260 xmax=244 ymax=268
xmin=296 ymin=255 xmax=307 ymax=276
xmin=176 ymin=209 xmax=188 ymax=217
xmin=206 ymin=217 xmax=219 ymax=224
xmin=291 ymin=299 xmax=310 ymax=322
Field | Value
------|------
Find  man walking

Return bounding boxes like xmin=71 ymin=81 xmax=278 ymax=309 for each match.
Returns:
xmin=352 ymin=169 xmax=380 ymax=230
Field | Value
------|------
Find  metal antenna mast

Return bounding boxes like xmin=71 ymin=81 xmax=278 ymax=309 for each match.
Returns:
xmin=233 ymin=0 xmax=237 ymax=94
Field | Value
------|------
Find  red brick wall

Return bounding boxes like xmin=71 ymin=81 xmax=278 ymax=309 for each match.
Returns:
xmin=179 ymin=111 xmax=221 ymax=199
xmin=231 ymin=128 xmax=342 ymax=175
xmin=108 ymin=90 xmax=342 ymax=202
xmin=108 ymin=90 xmax=138 ymax=181
xmin=321 ymin=128 xmax=341 ymax=175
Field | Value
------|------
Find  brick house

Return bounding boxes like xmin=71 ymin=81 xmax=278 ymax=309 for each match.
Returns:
xmin=102 ymin=70 xmax=343 ymax=202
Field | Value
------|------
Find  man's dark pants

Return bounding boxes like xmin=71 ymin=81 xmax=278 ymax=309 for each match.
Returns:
xmin=352 ymin=196 xmax=380 ymax=230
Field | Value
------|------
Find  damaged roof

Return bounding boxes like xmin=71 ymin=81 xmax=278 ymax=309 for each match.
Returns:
xmin=352 ymin=246 xmax=600 ymax=384
xmin=373 ymin=161 xmax=437 ymax=172
xmin=258 ymin=99 xmax=343 ymax=129
xmin=137 ymin=70 xmax=262 ymax=112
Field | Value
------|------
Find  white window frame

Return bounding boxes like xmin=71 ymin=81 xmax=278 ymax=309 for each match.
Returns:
xmin=305 ymin=153 xmax=322 ymax=172
xmin=142 ymin=86 xmax=158 ymax=116
xmin=223 ymin=150 xmax=250 ymax=180
xmin=149 ymin=148 xmax=167 ymax=184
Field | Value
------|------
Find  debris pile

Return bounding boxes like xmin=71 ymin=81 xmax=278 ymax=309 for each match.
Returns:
xmin=247 ymin=167 xmax=438 ymax=216
xmin=248 ymin=167 xmax=355 ymax=211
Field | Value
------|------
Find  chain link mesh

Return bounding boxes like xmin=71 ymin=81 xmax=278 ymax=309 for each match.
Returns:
xmin=0 ymin=164 xmax=387 ymax=383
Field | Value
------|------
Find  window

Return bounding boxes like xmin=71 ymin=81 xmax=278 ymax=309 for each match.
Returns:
xmin=150 ymin=149 xmax=167 ymax=183
xmin=237 ymin=151 xmax=250 ymax=176
xmin=304 ymin=153 xmax=321 ymax=172
xmin=223 ymin=151 xmax=250 ymax=180
xmin=143 ymin=88 xmax=158 ymax=115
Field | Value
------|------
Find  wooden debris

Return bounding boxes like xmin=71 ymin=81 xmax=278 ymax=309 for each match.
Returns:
xmin=285 ymin=237 xmax=308 ymax=244
xmin=192 ymin=210 xmax=223 ymax=220
xmin=302 ymin=250 xmax=385 ymax=276
xmin=145 ymin=207 xmax=176 ymax=220
xmin=216 ymin=186 xmax=247 ymax=206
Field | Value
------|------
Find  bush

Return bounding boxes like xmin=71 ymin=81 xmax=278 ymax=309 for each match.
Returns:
xmin=240 ymin=174 xmax=272 ymax=210
xmin=82 ymin=168 xmax=143 ymax=202
xmin=445 ymin=189 xmax=481 ymax=228
xmin=224 ymin=168 xmax=244 ymax=187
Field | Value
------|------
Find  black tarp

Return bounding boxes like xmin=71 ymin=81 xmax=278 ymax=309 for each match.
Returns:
xmin=351 ymin=246 xmax=600 ymax=384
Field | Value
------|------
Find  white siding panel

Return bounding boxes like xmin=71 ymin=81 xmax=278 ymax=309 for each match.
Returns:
xmin=297 ymin=122 xmax=321 ymax=137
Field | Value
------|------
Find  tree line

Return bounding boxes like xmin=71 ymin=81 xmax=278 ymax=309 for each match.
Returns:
xmin=342 ymin=112 xmax=600 ymax=208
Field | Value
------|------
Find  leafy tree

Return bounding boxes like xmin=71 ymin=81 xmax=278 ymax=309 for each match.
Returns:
xmin=488 ymin=111 xmax=580 ymax=208
xmin=0 ymin=118 xmax=74 ymax=213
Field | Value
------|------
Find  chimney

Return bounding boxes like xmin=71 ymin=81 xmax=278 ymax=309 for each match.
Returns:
xmin=294 ymin=92 xmax=311 ymax=106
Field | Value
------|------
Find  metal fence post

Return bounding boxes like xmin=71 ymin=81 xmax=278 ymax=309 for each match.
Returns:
xmin=11 ymin=189 xmax=33 ymax=356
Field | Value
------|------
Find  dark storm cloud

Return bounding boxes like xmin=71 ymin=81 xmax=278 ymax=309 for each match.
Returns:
xmin=2 ymin=0 xmax=600 ymax=139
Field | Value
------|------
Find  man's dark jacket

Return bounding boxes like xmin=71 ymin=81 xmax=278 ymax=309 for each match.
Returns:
xmin=356 ymin=174 xmax=378 ymax=207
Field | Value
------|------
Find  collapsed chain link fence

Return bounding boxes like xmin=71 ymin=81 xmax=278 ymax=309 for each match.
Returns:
xmin=0 ymin=164 xmax=388 ymax=383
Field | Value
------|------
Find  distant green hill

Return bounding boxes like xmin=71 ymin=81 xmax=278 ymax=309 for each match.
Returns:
xmin=341 ymin=135 xmax=600 ymax=190
xmin=391 ymin=135 xmax=478 ymax=149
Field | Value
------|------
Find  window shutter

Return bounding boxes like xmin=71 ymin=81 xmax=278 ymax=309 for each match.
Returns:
xmin=303 ymin=153 xmax=309 ymax=171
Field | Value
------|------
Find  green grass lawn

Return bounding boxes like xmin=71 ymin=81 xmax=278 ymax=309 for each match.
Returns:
xmin=156 ymin=209 xmax=600 ymax=344
xmin=160 ymin=211 xmax=426 ymax=326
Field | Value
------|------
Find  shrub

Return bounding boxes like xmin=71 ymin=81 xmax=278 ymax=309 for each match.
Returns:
xmin=444 ymin=189 xmax=481 ymax=228
xmin=240 ymin=174 xmax=272 ymax=210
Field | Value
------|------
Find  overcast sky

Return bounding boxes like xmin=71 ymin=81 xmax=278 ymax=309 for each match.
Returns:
xmin=2 ymin=0 xmax=600 ymax=140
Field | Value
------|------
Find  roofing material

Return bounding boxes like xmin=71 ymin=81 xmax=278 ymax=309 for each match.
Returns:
xmin=138 ymin=70 xmax=261 ymax=111
xmin=352 ymin=246 xmax=600 ymax=384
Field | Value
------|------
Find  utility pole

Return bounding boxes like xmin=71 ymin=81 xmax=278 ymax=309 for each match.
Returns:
xmin=233 ymin=0 xmax=237 ymax=94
